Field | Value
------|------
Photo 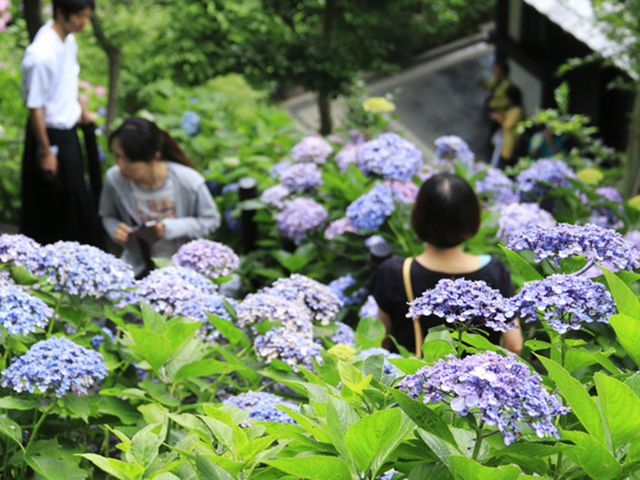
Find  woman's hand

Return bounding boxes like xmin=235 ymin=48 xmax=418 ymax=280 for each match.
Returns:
xmin=114 ymin=222 xmax=130 ymax=244
xmin=151 ymin=222 xmax=165 ymax=239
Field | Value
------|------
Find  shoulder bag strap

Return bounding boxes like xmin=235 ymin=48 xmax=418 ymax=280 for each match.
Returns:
xmin=402 ymin=257 xmax=423 ymax=358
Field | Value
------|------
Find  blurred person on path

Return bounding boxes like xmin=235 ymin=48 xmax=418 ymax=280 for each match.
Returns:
xmin=477 ymin=58 xmax=512 ymax=116
xmin=20 ymin=0 xmax=103 ymax=247
xmin=490 ymin=85 xmax=525 ymax=169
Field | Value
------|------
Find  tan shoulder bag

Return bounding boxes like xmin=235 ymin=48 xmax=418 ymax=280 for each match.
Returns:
xmin=402 ymin=257 xmax=424 ymax=358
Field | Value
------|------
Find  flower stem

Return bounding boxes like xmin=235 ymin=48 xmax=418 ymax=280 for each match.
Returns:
xmin=456 ymin=328 xmax=464 ymax=358
xmin=472 ymin=420 xmax=485 ymax=461
xmin=47 ymin=295 xmax=63 ymax=337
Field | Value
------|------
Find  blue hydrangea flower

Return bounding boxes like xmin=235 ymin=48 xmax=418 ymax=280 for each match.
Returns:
xmin=357 ymin=133 xmax=423 ymax=182
xmin=180 ymin=111 xmax=200 ymax=137
xmin=236 ymin=293 xmax=312 ymax=333
xmin=0 ymin=286 xmax=53 ymax=336
xmin=0 ymin=234 xmax=41 ymax=266
xmin=261 ymin=274 xmax=343 ymax=325
xmin=497 ymin=203 xmax=557 ymax=243
xmin=434 ymin=135 xmax=475 ymax=165
xmin=588 ymin=186 xmax=624 ymax=230
xmin=346 ymin=183 xmax=396 ymax=231
xmin=290 ymin=136 xmax=333 ymax=165
xmin=324 ymin=217 xmax=358 ymax=240
xmin=359 ymin=347 xmax=402 ymax=375
xmin=224 ymin=209 xmax=241 ymax=232
xmin=364 ymin=235 xmax=386 ymax=248
xmin=408 ymin=279 xmax=518 ymax=332
xmin=278 ymin=163 xmax=323 ymax=192
xmin=1 ymin=336 xmax=108 ymax=397
xmin=0 ymin=270 xmax=14 ymax=288
xmin=277 ymin=197 xmax=328 ymax=244
xmin=221 ymin=183 xmax=239 ymax=195
xmin=359 ymin=295 xmax=379 ymax=319
xmin=376 ymin=469 xmax=399 ymax=480
xmin=625 ymin=230 xmax=640 ymax=251
xmin=24 ymin=241 xmax=135 ymax=301
xmin=516 ymin=159 xmax=576 ymax=200
xmin=476 ymin=168 xmax=518 ymax=205
xmin=172 ymin=239 xmax=240 ymax=279
xmin=511 ymin=274 xmax=616 ymax=334
xmin=508 ymin=223 xmax=640 ymax=271
xmin=335 ymin=143 xmax=363 ymax=172
xmin=260 ymin=184 xmax=291 ymax=210
xmin=253 ymin=327 xmax=322 ymax=370
xmin=91 ymin=329 xmax=116 ymax=350
xmin=328 ymin=273 xmax=368 ymax=306
xmin=269 ymin=160 xmax=292 ymax=178
xmin=398 ymin=351 xmax=570 ymax=445
xmin=222 ymin=391 xmax=300 ymax=424
xmin=329 ymin=322 xmax=356 ymax=346
xmin=174 ymin=293 xmax=238 ymax=323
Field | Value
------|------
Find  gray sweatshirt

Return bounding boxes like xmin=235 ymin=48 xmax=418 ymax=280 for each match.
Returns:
xmin=99 ymin=162 xmax=221 ymax=276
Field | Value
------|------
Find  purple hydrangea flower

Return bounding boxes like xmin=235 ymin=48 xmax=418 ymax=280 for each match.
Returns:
xmin=260 ymin=184 xmax=291 ymax=210
xmin=277 ymin=197 xmax=328 ymax=244
xmin=0 ymin=270 xmax=15 ymax=288
xmin=172 ymin=239 xmax=240 ymax=279
xmin=476 ymin=168 xmax=518 ymax=204
xmin=588 ymin=186 xmax=624 ymax=230
xmin=261 ymin=274 xmax=343 ymax=325
xmin=91 ymin=327 xmax=116 ymax=350
xmin=335 ymin=143 xmax=363 ymax=172
xmin=1 ymin=336 xmax=108 ymax=397
xmin=511 ymin=274 xmax=616 ymax=334
xmin=278 ymin=163 xmax=323 ymax=192
xmin=384 ymin=180 xmax=420 ymax=204
xmin=357 ymin=133 xmax=423 ymax=182
xmin=24 ymin=242 xmax=135 ymax=300
xmin=407 ymin=278 xmax=517 ymax=332
xmin=346 ymin=183 xmax=396 ymax=231
xmin=359 ymin=347 xmax=403 ymax=375
xmin=418 ymin=159 xmax=455 ymax=182
xmin=0 ymin=286 xmax=53 ymax=336
xmin=497 ymin=203 xmax=557 ymax=243
xmin=376 ymin=470 xmax=399 ymax=480
xmin=290 ymin=136 xmax=333 ymax=165
xmin=0 ymin=234 xmax=40 ymax=266
xmin=269 ymin=160 xmax=292 ymax=178
xmin=516 ymin=159 xmax=576 ymax=200
xmin=222 ymin=391 xmax=300 ymax=424
xmin=324 ymin=217 xmax=358 ymax=240
xmin=236 ymin=293 xmax=312 ymax=333
xmin=507 ymin=223 xmax=640 ymax=271
xmin=253 ymin=327 xmax=322 ymax=370
xmin=180 ymin=111 xmax=200 ymax=137
xmin=174 ymin=293 xmax=238 ymax=323
xmin=398 ymin=351 xmax=570 ymax=445
xmin=328 ymin=273 xmax=367 ymax=306
xmin=434 ymin=135 xmax=475 ymax=165
xmin=330 ymin=322 xmax=356 ymax=346
xmin=359 ymin=295 xmax=379 ymax=319
xmin=221 ymin=183 xmax=239 ymax=195
xmin=624 ymin=230 xmax=640 ymax=251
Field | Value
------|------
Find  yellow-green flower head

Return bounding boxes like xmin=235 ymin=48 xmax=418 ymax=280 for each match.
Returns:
xmin=577 ymin=168 xmax=603 ymax=185
xmin=362 ymin=97 xmax=396 ymax=114
xmin=328 ymin=344 xmax=356 ymax=361
xmin=629 ymin=195 xmax=640 ymax=211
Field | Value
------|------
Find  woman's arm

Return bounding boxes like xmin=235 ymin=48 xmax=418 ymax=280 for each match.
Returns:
xmin=98 ymin=178 xmax=126 ymax=243
xmin=502 ymin=318 xmax=523 ymax=355
xmin=162 ymin=183 xmax=221 ymax=240
xmin=378 ymin=309 xmax=394 ymax=351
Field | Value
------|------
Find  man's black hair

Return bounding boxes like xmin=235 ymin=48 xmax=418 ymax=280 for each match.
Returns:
xmin=53 ymin=0 xmax=95 ymax=19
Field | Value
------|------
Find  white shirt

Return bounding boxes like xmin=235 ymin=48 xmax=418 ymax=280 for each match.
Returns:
xmin=21 ymin=20 xmax=81 ymax=130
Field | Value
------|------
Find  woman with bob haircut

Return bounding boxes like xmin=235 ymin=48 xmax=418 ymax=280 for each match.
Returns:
xmin=366 ymin=173 xmax=522 ymax=354
xmin=99 ymin=117 xmax=220 ymax=278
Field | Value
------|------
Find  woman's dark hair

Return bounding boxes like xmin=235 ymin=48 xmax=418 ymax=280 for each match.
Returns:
xmin=53 ymin=0 xmax=95 ymax=18
xmin=506 ymin=85 xmax=523 ymax=108
xmin=411 ymin=173 xmax=481 ymax=248
xmin=109 ymin=117 xmax=195 ymax=169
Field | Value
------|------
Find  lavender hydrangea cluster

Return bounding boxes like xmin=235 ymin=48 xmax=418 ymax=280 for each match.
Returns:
xmin=0 ymin=286 xmax=53 ymax=336
xmin=475 ymin=168 xmax=518 ymax=204
xmin=398 ymin=351 xmax=569 ymax=445
xmin=359 ymin=295 xmax=379 ymax=319
xmin=278 ymin=163 xmax=323 ymax=192
xmin=335 ymin=143 xmax=362 ymax=172
xmin=24 ymin=241 xmax=136 ymax=300
xmin=253 ymin=327 xmax=322 ymax=370
xmin=588 ymin=186 xmax=624 ymax=230
xmin=365 ymin=235 xmax=386 ymax=248
xmin=91 ymin=327 xmax=117 ymax=350
xmin=511 ymin=275 xmax=616 ymax=334
xmin=497 ymin=203 xmax=557 ymax=243
xmin=222 ymin=391 xmax=300 ymax=424
xmin=357 ymin=133 xmax=423 ymax=182
xmin=324 ymin=217 xmax=358 ymax=240
xmin=359 ymin=347 xmax=402 ymax=375
xmin=236 ymin=293 xmax=312 ymax=333
xmin=269 ymin=160 xmax=292 ymax=178
xmin=384 ymin=180 xmax=419 ymax=204
xmin=260 ymin=184 xmax=291 ymax=210
xmin=174 ymin=294 xmax=238 ymax=323
xmin=408 ymin=279 xmax=517 ymax=332
xmin=434 ymin=135 xmax=475 ymax=165
xmin=328 ymin=273 xmax=368 ymax=306
xmin=0 ymin=234 xmax=40 ymax=266
xmin=1 ymin=336 xmax=108 ymax=397
xmin=277 ymin=197 xmax=328 ymax=244
xmin=508 ymin=223 xmax=640 ymax=271
xmin=290 ymin=136 xmax=333 ymax=165
xmin=0 ymin=270 xmax=14 ymax=288
xmin=329 ymin=322 xmax=356 ymax=346
xmin=346 ymin=183 xmax=396 ymax=231
xmin=262 ymin=274 xmax=343 ymax=325
xmin=516 ymin=159 xmax=576 ymax=200
xmin=625 ymin=230 xmax=640 ymax=251
xmin=180 ymin=111 xmax=200 ymax=137
xmin=171 ymin=239 xmax=240 ymax=279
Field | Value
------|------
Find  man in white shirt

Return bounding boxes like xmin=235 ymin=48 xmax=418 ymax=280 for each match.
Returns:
xmin=20 ymin=0 xmax=103 ymax=247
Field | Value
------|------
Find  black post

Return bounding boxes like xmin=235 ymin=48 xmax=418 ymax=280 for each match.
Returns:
xmin=369 ymin=243 xmax=392 ymax=268
xmin=238 ymin=177 xmax=258 ymax=254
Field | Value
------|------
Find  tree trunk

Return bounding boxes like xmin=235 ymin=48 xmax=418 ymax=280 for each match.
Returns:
xmin=23 ymin=0 xmax=44 ymax=42
xmin=318 ymin=90 xmax=332 ymax=135
xmin=317 ymin=0 xmax=336 ymax=135
xmin=90 ymin=14 xmax=120 ymax=134
xmin=623 ymin=86 xmax=640 ymax=198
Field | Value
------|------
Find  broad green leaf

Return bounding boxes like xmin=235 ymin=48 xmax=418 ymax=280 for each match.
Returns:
xmin=95 ymin=396 xmax=140 ymax=425
xmin=562 ymin=430 xmax=622 ymax=480
xmin=422 ymin=340 xmax=456 ymax=363
xmin=79 ymin=454 xmax=127 ymax=480
xmin=128 ymin=327 xmax=173 ymax=370
xmin=195 ymin=454 xmax=234 ymax=480
xmin=0 ymin=397 xmax=38 ymax=410
xmin=362 ymin=354 xmax=384 ymax=381
xmin=63 ymin=395 xmax=90 ymax=422
xmin=595 ymin=372 xmax=640 ymax=450
xmin=126 ymin=429 xmax=162 ymax=469
xmin=25 ymin=455 xmax=68 ymax=480
xmin=141 ymin=302 xmax=167 ymax=334
xmin=280 ymin=254 xmax=309 ymax=272
xmin=174 ymin=359 xmax=236 ymax=381
xmin=165 ymin=321 xmax=201 ymax=351
xmin=345 ymin=409 xmax=401 ymax=472
xmin=391 ymin=390 xmax=457 ymax=446
xmin=602 ymin=267 xmax=640 ymax=319
xmin=537 ymin=355 xmax=605 ymax=446
xmin=499 ymin=246 xmax=543 ymax=281
xmin=0 ymin=415 xmax=23 ymax=449
xmin=277 ymin=406 xmax=332 ymax=443
xmin=524 ymin=340 xmax=551 ymax=351
xmin=388 ymin=358 xmax=427 ymax=375
xmin=202 ymin=455 xmax=246 ymax=477
xmin=168 ymin=413 xmax=212 ymax=443
xmin=325 ymin=396 xmax=357 ymax=462
xmin=198 ymin=416 xmax=233 ymax=451
xmin=151 ymin=474 xmax=180 ymax=480
xmin=239 ymin=435 xmax=278 ymax=462
xmin=108 ymin=458 xmax=146 ymax=480
xmin=338 ymin=361 xmax=372 ymax=394
xmin=355 ymin=316 xmax=385 ymax=349
xmin=564 ymin=346 xmax=616 ymax=374
xmin=265 ymin=456 xmax=352 ymax=480
xmin=417 ymin=430 xmax=460 ymax=468
xmin=609 ymin=314 xmax=640 ymax=368
xmin=486 ymin=442 xmax=571 ymax=460
xmin=207 ymin=314 xmax=249 ymax=348
xmin=449 ymin=455 xmax=521 ymax=480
